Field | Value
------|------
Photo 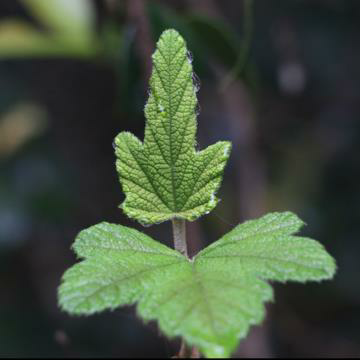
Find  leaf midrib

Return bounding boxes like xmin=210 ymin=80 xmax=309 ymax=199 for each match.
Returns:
xmin=155 ymin=35 xmax=192 ymax=212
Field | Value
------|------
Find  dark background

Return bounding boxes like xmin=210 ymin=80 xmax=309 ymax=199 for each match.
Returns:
xmin=0 ymin=0 xmax=359 ymax=357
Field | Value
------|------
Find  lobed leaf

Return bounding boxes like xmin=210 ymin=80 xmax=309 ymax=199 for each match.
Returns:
xmin=114 ymin=29 xmax=231 ymax=225
xmin=58 ymin=213 xmax=336 ymax=358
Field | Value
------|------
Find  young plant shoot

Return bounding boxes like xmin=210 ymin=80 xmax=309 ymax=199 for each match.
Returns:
xmin=58 ymin=29 xmax=336 ymax=358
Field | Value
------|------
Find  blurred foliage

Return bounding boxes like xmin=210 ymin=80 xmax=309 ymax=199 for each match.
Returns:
xmin=0 ymin=0 xmax=99 ymax=57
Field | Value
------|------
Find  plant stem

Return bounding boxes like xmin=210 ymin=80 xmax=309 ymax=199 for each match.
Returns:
xmin=172 ymin=219 xmax=188 ymax=257
xmin=178 ymin=340 xmax=187 ymax=358
xmin=176 ymin=340 xmax=201 ymax=358
xmin=172 ymin=219 xmax=201 ymax=357
xmin=191 ymin=346 xmax=201 ymax=358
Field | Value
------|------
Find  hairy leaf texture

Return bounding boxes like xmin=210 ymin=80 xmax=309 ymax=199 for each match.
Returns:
xmin=58 ymin=212 xmax=336 ymax=358
xmin=114 ymin=29 xmax=231 ymax=225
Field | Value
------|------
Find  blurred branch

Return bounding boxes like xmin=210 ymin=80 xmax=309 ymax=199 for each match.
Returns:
xmin=219 ymin=80 xmax=267 ymax=219
xmin=221 ymin=0 xmax=254 ymax=90
xmin=126 ymin=0 xmax=153 ymax=82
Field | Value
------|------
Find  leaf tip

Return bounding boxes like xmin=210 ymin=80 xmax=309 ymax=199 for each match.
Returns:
xmin=159 ymin=28 xmax=183 ymax=42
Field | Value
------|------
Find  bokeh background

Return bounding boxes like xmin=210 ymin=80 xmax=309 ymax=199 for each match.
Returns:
xmin=0 ymin=0 xmax=359 ymax=357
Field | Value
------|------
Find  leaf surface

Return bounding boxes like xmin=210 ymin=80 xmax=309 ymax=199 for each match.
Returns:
xmin=114 ymin=29 xmax=231 ymax=224
xmin=198 ymin=212 xmax=336 ymax=282
xmin=59 ymin=213 xmax=336 ymax=358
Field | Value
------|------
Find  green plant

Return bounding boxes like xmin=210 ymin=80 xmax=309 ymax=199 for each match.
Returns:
xmin=58 ymin=29 xmax=336 ymax=358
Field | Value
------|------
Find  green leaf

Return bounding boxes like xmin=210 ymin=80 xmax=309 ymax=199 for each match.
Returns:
xmin=58 ymin=222 xmax=184 ymax=314
xmin=58 ymin=212 xmax=336 ymax=358
xmin=197 ymin=211 xmax=336 ymax=282
xmin=114 ymin=29 xmax=231 ymax=225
